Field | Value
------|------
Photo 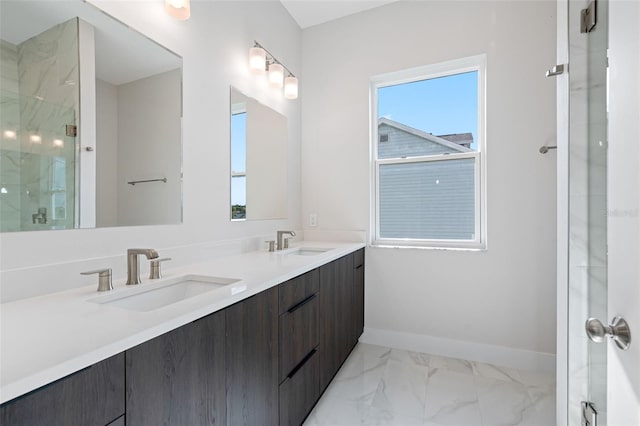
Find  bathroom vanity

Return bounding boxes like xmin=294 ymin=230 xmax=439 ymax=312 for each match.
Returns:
xmin=0 ymin=244 xmax=365 ymax=426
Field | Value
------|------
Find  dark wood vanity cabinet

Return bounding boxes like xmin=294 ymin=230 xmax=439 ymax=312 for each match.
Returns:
xmin=0 ymin=353 xmax=125 ymax=426
xmin=278 ymin=270 xmax=320 ymax=426
xmin=226 ymin=286 xmax=279 ymax=426
xmin=125 ymin=310 xmax=226 ymax=426
xmin=318 ymin=253 xmax=355 ymax=391
xmin=352 ymin=249 xmax=365 ymax=344
xmin=1 ymin=249 xmax=364 ymax=426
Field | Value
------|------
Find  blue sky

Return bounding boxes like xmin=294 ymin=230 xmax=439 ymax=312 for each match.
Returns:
xmin=378 ymin=71 xmax=478 ymax=150
xmin=231 ymin=112 xmax=247 ymax=205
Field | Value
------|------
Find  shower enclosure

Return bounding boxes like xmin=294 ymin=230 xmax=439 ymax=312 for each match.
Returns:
xmin=0 ymin=18 xmax=80 ymax=232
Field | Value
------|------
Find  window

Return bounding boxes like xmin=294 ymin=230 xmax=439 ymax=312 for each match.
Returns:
xmin=371 ymin=55 xmax=486 ymax=249
xmin=230 ymin=104 xmax=247 ymax=220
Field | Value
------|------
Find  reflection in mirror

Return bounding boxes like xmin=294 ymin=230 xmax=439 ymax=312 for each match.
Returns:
xmin=0 ymin=1 xmax=182 ymax=232
xmin=230 ymin=87 xmax=287 ymax=221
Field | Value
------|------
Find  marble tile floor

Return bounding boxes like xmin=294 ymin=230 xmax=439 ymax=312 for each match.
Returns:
xmin=304 ymin=343 xmax=555 ymax=426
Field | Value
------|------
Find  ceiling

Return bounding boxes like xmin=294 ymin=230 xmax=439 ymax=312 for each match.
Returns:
xmin=280 ymin=0 xmax=399 ymax=29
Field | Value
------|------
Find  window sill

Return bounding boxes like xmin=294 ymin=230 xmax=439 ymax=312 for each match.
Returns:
xmin=370 ymin=242 xmax=487 ymax=252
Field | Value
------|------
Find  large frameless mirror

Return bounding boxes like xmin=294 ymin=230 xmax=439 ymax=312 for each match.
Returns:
xmin=230 ymin=87 xmax=287 ymax=221
xmin=0 ymin=1 xmax=182 ymax=232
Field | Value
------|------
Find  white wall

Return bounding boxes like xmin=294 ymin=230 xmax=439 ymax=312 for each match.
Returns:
xmin=117 ymin=69 xmax=181 ymax=226
xmin=301 ymin=1 xmax=558 ymax=361
xmin=95 ymin=78 xmax=118 ymax=227
xmin=0 ymin=1 xmax=302 ymax=299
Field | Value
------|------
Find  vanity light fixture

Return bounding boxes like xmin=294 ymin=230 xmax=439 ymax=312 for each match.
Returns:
xmin=29 ymin=134 xmax=42 ymax=144
xmin=3 ymin=130 xmax=16 ymax=140
xmin=165 ymin=0 xmax=190 ymax=20
xmin=249 ymin=41 xmax=298 ymax=99
xmin=53 ymin=138 xmax=64 ymax=148
xmin=268 ymin=63 xmax=284 ymax=88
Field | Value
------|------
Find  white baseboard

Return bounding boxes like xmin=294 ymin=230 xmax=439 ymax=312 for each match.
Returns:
xmin=360 ymin=327 xmax=556 ymax=373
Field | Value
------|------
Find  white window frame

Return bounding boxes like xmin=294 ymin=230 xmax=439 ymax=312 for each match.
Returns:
xmin=370 ymin=55 xmax=487 ymax=250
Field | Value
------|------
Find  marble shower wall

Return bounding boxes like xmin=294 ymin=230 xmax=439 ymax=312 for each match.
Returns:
xmin=0 ymin=18 xmax=79 ymax=232
xmin=0 ymin=40 xmax=21 ymax=231
xmin=567 ymin=0 xmax=609 ymax=424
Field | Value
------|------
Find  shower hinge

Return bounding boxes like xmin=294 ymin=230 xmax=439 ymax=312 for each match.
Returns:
xmin=581 ymin=0 xmax=597 ymax=33
xmin=66 ymin=124 xmax=77 ymax=137
xmin=581 ymin=401 xmax=598 ymax=426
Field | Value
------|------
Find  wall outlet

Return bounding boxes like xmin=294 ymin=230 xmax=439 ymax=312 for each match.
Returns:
xmin=309 ymin=213 xmax=318 ymax=227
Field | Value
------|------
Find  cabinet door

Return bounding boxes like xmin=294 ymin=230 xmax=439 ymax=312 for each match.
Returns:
xmin=126 ymin=311 xmax=226 ymax=426
xmin=279 ymin=349 xmax=320 ymax=426
xmin=226 ymin=287 xmax=279 ymax=426
xmin=0 ymin=353 xmax=124 ymax=426
xmin=352 ymin=249 xmax=365 ymax=344
xmin=318 ymin=254 xmax=353 ymax=391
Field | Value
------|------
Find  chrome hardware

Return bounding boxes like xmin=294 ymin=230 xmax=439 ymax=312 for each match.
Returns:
xmin=149 ymin=258 xmax=172 ymax=280
xmin=585 ymin=316 xmax=631 ymax=350
xmin=580 ymin=0 xmax=597 ymax=33
xmin=81 ymin=268 xmax=113 ymax=292
xmin=31 ymin=207 xmax=47 ymax=224
xmin=540 ymin=145 xmax=557 ymax=154
xmin=126 ymin=248 xmax=159 ymax=285
xmin=546 ymin=64 xmax=565 ymax=77
xmin=581 ymin=401 xmax=598 ymax=426
xmin=265 ymin=240 xmax=276 ymax=252
xmin=283 ymin=237 xmax=292 ymax=249
xmin=66 ymin=124 xmax=77 ymax=137
xmin=127 ymin=178 xmax=167 ymax=186
xmin=276 ymin=230 xmax=296 ymax=251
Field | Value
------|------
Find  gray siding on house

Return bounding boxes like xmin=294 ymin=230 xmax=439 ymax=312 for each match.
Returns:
xmin=378 ymin=123 xmax=460 ymax=159
xmin=379 ymin=158 xmax=475 ymax=240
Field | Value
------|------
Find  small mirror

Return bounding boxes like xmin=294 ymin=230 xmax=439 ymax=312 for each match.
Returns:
xmin=0 ymin=1 xmax=182 ymax=232
xmin=230 ymin=87 xmax=287 ymax=221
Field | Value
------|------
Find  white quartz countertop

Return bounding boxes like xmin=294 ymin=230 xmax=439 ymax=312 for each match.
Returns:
xmin=0 ymin=241 xmax=364 ymax=404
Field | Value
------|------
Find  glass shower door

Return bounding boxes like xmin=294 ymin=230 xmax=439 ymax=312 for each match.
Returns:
xmin=567 ymin=0 xmax=609 ymax=424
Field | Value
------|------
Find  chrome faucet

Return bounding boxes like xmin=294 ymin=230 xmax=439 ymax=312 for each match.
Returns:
xmin=126 ymin=248 xmax=159 ymax=285
xmin=276 ymin=230 xmax=296 ymax=251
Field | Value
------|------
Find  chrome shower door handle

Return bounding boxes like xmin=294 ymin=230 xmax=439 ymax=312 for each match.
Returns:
xmin=585 ymin=316 xmax=631 ymax=350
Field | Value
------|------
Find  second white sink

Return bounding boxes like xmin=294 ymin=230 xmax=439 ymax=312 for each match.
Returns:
xmin=89 ymin=274 xmax=241 ymax=312
xmin=286 ymin=247 xmax=333 ymax=256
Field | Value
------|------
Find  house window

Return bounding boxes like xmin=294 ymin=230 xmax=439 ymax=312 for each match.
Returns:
xmin=379 ymin=133 xmax=389 ymax=143
xmin=371 ymin=55 xmax=486 ymax=249
xmin=230 ymin=106 xmax=247 ymax=220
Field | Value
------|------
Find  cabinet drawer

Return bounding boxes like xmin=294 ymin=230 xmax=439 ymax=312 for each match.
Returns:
xmin=279 ymin=294 xmax=319 ymax=382
xmin=279 ymin=349 xmax=320 ymax=426
xmin=279 ymin=269 xmax=319 ymax=314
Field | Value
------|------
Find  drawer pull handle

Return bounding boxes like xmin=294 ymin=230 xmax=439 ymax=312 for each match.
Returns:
xmin=287 ymin=348 xmax=317 ymax=379
xmin=355 ymin=264 xmax=363 ymax=270
xmin=287 ymin=293 xmax=317 ymax=314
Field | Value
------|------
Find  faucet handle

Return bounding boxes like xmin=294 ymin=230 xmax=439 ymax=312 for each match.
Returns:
xmin=149 ymin=258 xmax=172 ymax=280
xmin=283 ymin=237 xmax=293 ymax=249
xmin=81 ymin=268 xmax=113 ymax=292
xmin=265 ymin=240 xmax=276 ymax=252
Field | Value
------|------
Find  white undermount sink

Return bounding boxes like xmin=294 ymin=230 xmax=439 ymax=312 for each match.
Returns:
xmin=88 ymin=274 xmax=242 ymax=312
xmin=286 ymin=247 xmax=333 ymax=256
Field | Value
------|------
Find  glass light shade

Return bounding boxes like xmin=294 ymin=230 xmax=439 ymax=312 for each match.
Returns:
xmin=29 ymin=134 xmax=42 ymax=144
xmin=165 ymin=0 xmax=190 ymax=20
xmin=268 ymin=63 xmax=284 ymax=88
xmin=249 ymin=47 xmax=266 ymax=74
xmin=284 ymin=76 xmax=298 ymax=100
xmin=53 ymin=139 xmax=64 ymax=148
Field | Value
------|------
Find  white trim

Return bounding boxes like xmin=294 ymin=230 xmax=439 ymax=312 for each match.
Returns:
xmin=556 ymin=0 xmax=569 ymax=424
xmin=370 ymin=55 xmax=487 ymax=250
xmin=360 ymin=327 xmax=556 ymax=373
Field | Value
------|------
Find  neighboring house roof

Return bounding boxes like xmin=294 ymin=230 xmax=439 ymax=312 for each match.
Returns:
xmin=378 ymin=117 xmax=472 ymax=153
